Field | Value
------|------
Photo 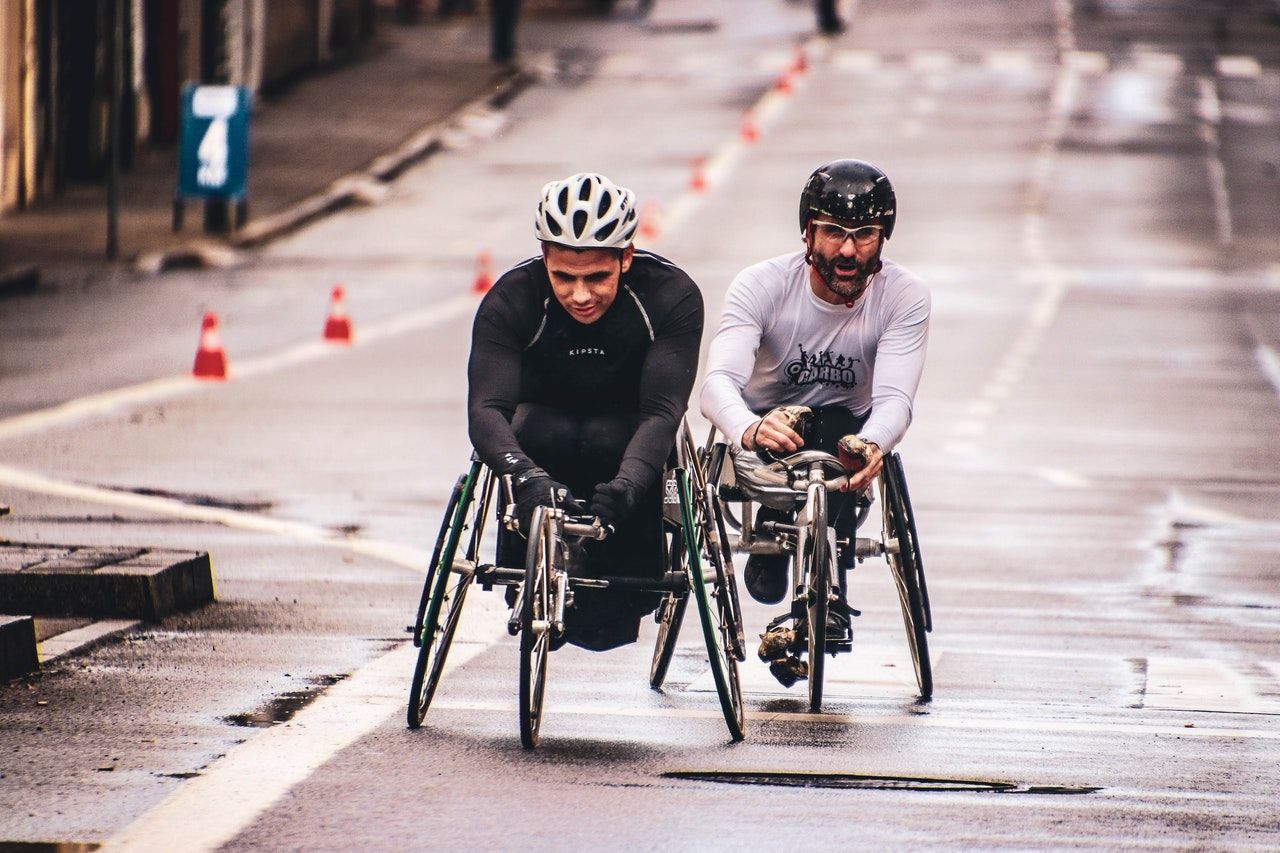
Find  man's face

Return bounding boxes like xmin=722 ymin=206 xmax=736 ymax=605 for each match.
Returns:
xmin=543 ymin=243 xmax=633 ymax=324
xmin=806 ymin=217 xmax=884 ymax=302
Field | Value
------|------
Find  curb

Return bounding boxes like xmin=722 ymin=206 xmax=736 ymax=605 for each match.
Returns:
xmin=0 ymin=615 xmax=39 ymax=679
xmin=135 ymin=65 xmax=537 ymax=273
xmin=0 ymin=543 xmax=216 ymax=621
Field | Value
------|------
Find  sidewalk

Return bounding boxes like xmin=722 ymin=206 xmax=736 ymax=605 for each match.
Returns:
xmin=0 ymin=11 xmax=533 ymax=287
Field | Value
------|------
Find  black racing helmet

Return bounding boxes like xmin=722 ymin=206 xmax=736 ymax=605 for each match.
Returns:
xmin=798 ymin=159 xmax=896 ymax=240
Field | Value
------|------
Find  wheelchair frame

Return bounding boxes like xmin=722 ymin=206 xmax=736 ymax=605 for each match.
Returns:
xmin=406 ymin=421 xmax=746 ymax=746
xmin=711 ymin=434 xmax=933 ymax=707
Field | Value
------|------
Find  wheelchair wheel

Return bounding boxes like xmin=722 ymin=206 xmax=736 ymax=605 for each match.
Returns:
xmin=805 ymin=486 xmax=830 ymax=713
xmin=408 ymin=462 xmax=485 ymax=729
xmin=882 ymin=455 xmax=933 ymax=700
xmin=650 ymin=537 xmax=689 ymax=690
xmin=683 ymin=422 xmax=745 ymax=659
xmin=519 ymin=506 xmax=555 ymax=749
xmin=679 ymin=467 xmax=746 ymax=741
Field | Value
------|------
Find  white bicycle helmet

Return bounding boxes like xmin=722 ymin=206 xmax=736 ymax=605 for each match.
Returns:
xmin=535 ymin=172 xmax=638 ymax=249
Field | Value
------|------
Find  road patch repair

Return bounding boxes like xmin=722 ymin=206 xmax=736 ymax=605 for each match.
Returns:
xmin=0 ymin=541 xmax=214 ymax=679
xmin=661 ymin=770 xmax=1101 ymax=795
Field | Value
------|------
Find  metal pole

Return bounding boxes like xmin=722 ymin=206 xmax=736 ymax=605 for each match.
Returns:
xmin=106 ymin=0 xmax=125 ymax=259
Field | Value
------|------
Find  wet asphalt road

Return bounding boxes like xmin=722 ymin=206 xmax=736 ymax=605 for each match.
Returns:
xmin=2 ymin=0 xmax=1280 ymax=848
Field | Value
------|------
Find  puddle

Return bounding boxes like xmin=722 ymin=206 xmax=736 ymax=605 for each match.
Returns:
xmin=223 ymin=675 xmax=345 ymax=728
xmin=662 ymin=770 xmax=1100 ymax=795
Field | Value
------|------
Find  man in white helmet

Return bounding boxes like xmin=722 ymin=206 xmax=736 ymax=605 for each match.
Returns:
xmin=468 ymin=172 xmax=704 ymax=652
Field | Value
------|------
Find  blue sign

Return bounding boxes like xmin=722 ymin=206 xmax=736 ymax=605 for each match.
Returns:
xmin=178 ymin=84 xmax=250 ymax=199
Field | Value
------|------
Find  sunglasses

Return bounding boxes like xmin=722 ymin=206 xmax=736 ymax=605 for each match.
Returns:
xmin=812 ymin=221 xmax=884 ymax=247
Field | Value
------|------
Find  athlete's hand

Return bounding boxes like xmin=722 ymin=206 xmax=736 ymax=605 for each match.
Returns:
xmin=513 ymin=468 xmax=575 ymax=532
xmin=742 ymin=405 xmax=812 ymax=453
xmin=837 ymin=435 xmax=883 ymax=492
xmin=590 ymin=478 xmax=642 ymax=529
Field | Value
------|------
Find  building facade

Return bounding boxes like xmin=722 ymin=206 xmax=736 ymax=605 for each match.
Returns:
xmin=0 ymin=0 xmax=373 ymax=215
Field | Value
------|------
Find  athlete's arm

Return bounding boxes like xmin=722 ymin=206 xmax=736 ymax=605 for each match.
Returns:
xmin=613 ymin=280 xmax=704 ymax=492
xmin=859 ymin=278 xmax=930 ymax=452
xmin=467 ymin=278 xmax=539 ymax=477
xmin=700 ymin=270 xmax=769 ymax=447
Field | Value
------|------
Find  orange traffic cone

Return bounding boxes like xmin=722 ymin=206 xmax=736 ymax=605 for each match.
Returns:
xmin=472 ymin=250 xmax=493 ymax=294
xmin=192 ymin=312 xmax=228 ymax=380
xmin=775 ymin=71 xmax=794 ymax=94
xmin=740 ymin=110 xmax=760 ymax=143
xmin=791 ymin=47 xmax=809 ymax=75
xmin=690 ymin=157 xmax=708 ymax=192
xmin=638 ymin=202 xmax=664 ymax=242
xmin=323 ymin=285 xmax=353 ymax=343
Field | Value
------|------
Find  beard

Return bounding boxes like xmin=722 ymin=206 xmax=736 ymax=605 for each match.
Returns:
xmin=810 ymin=247 xmax=882 ymax=302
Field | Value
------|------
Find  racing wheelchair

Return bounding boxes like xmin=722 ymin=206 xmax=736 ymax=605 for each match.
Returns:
xmin=406 ymin=421 xmax=746 ymax=747
xmin=709 ymin=433 xmax=932 ymax=712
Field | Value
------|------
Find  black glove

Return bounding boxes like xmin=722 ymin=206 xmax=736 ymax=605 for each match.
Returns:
xmin=513 ymin=468 xmax=574 ymax=533
xmin=590 ymin=478 xmax=643 ymax=530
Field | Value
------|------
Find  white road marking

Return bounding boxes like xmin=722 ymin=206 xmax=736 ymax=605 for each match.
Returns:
xmin=688 ymin=642 xmax=927 ymax=699
xmin=1144 ymin=657 xmax=1277 ymax=714
xmin=0 ymin=464 xmax=430 ymax=571
xmin=1217 ymin=55 xmax=1262 ymax=79
xmin=984 ymin=50 xmax=1036 ymax=74
xmin=1254 ymin=344 xmax=1280 ymax=401
xmin=1032 ymin=467 xmax=1092 ymax=488
xmin=426 ymin=697 xmax=1280 ymax=741
xmin=1133 ymin=51 xmax=1184 ymax=76
xmin=99 ymin=639 xmax=490 ymax=853
xmin=1065 ymin=50 xmax=1107 ymax=75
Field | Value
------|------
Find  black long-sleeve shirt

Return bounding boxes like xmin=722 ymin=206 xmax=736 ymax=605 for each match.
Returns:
xmin=467 ymin=250 xmax=704 ymax=493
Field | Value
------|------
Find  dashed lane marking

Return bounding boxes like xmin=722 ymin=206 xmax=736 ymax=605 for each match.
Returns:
xmin=1144 ymin=657 xmax=1279 ymax=714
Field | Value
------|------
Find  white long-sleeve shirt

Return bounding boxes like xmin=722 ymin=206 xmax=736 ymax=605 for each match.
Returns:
xmin=700 ymin=250 xmax=930 ymax=451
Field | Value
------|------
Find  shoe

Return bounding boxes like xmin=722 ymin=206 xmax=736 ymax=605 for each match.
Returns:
xmin=768 ymin=656 xmax=808 ymax=687
xmin=744 ymin=553 xmax=789 ymax=604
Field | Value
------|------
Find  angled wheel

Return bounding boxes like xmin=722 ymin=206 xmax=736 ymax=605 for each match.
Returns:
xmin=650 ymin=535 xmax=690 ymax=689
xmin=679 ymin=467 xmax=746 ymax=741
xmin=805 ymin=486 xmax=830 ymax=713
xmin=882 ymin=454 xmax=932 ymax=700
xmin=682 ymin=423 xmax=745 ymax=659
xmin=408 ymin=462 xmax=487 ymax=729
xmin=519 ymin=506 xmax=555 ymax=748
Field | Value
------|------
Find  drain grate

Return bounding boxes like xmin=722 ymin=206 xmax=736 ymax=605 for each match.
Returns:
xmin=662 ymin=770 xmax=1100 ymax=795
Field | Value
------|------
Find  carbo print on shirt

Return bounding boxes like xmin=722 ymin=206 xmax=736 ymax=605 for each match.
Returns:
xmin=785 ymin=344 xmax=860 ymax=389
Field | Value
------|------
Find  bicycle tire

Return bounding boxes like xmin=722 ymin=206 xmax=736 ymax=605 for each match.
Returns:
xmin=883 ymin=459 xmax=933 ymax=700
xmin=408 ymin=463 xmax=481 ymax=729
xmin=680 ymin=468 xmax=746 ymax=741
xmin=519 ymin=506 xmax=553 ymax=748
xmin=806 ymin=485 xmax=829 ymax=713
xmin=650 ymin=537 xmax=690 ymax=689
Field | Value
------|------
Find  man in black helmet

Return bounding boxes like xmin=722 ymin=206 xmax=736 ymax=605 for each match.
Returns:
xmin=700 ymin=159 xmax=930 ymax=684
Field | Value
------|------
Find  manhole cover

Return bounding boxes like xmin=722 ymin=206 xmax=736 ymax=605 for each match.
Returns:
xmin=663 ymin=770 xmax=1099 ymax=795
